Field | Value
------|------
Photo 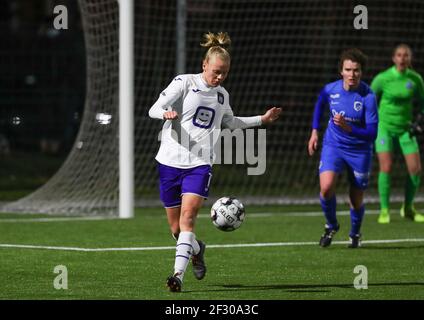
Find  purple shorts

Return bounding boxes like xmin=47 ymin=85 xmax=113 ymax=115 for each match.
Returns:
xmin=157 ymin=162 xmax=213 ymax=208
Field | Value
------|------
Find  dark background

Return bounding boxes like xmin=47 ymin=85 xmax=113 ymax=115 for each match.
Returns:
xmin=0 ymin=0 xmax=85 ymax=156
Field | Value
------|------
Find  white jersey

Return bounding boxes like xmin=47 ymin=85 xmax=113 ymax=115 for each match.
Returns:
xmin=149 ymin=73 xmax=262 ymax=169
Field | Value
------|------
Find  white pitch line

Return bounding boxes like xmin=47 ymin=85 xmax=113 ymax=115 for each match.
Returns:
xmin=0 ymin=244 xmax=173 ymax=252
xmin=1 ymin=238 xmax=424 ymax=252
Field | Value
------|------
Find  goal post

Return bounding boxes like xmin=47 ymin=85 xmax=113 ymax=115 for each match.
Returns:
xmin=119 ymin=0 xmax=134 ymax=219
xmin=176 ymin=0 xmax=187 ymax=75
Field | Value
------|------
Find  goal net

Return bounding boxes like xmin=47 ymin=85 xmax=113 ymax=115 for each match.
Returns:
xmin=3 ymin=0 xmax=424 ymax=216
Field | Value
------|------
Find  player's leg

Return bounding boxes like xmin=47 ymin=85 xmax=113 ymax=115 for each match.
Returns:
xmin=319 ymin=171 xmax=340 ymax=247
xmin=168 ymin=165 xmax=212 ymax=291
xmin=166 ymin=207 xmax=181 ymax=240
xmin=400 ymin=132 xmax=424 ymax=222
xmin=318 ymin=145 xmax=343 ymax=247
xmin=377 ymin=152 xmax=392 ymax=223
xmin=375 ymin=125 xmax=394 ymax=223
xmin=345 ymin=148 xmax=372 ymax=248
xmin=348 ymin=186 xmax=365 ymax=248
xmin=179 ymin=166 xmax=211 ymax=280
xmin=167 ymin=194 xmax=204 ymax=292
xmin=179 ymin=193 xmax=204 ymax=231
xmin=404 ymin=153 xmax=421 ymax=213
xmin=157 ymin=162 xmax=183 ymax=238
xmin=319 ymin=171 xmax=339 ymax=227
xmin=180 ymin=166 xmax=211 ymax=281
xmin=157 ymin=162 xmax=186 ymax=292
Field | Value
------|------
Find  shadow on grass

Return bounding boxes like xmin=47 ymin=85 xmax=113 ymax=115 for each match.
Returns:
xmin=184 ymin=282 xmax=424 ymax=294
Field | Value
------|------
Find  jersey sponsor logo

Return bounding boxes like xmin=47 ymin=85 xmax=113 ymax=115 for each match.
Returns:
xmin=330 ymin=93 xmax=340 ymax=99
xmin=331 ymin=109 xmax=360 ymax=123
xmin=193 ymin=106 xmax=215 ymax=129
xmin=331 ymin=109 xmax=345 ymax=117
xmin=406 ymin=81 xmax=413 ymax=90
xmin=354 ymin=101 xmax=363 ymax=112
xmin=217 ymin=92 xmax=224 ymax=104
xmin=192 ymin=88 xmax=201 ymax=93
xmin=174 ymin=77 xmax=182 ymax=81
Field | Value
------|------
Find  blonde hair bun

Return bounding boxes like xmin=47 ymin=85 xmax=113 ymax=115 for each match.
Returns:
xmin=200 ymin=32 xmax=231 ymax=50
xmin=200 ymin=32 xmax=231 ymax=63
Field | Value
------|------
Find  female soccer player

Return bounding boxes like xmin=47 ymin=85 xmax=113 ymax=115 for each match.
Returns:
xmin=148 ymin=32 xmax=282 ymax=292
xmin=371 ymin=44 xmax=424 ymax=224
xmin=308 ymin=48 xmax=378 ymax=248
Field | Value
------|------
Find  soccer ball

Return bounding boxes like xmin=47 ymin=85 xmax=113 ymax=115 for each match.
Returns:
xmin=210 ymin=197 xmax=245 ymax=232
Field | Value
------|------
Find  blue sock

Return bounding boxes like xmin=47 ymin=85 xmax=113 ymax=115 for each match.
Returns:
xmin=350 ymin=205 xmax=365 ymax=237
xmin=320 ymin=195 xmax=338 ymax=230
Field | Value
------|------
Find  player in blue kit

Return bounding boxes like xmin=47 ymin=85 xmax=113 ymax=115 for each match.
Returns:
xmin=149 ymin=32 xmax=282 ymax=292
xmin=308 ymin=48 xmax=378 ymax=248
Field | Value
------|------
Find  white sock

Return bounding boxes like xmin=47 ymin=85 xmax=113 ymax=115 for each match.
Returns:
xmin=174 ymin=231 xmax=195 ymax=280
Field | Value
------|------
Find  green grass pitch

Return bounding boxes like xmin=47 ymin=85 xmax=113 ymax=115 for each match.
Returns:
xmin=0 ymin=204 xmax=423 ymax=300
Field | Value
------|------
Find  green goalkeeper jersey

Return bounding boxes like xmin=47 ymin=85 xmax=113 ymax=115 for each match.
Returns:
xmin=371 ymin=65 xmax=424 ymax=134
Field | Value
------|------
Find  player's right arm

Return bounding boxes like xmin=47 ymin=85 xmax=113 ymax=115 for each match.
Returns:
xmin=308 ymin=88 xmax=328 ymax=156
xmin=308 ymin=129 xmax=319 ymax=156
xmin=148 ymin=76 xmax=184 ymax=120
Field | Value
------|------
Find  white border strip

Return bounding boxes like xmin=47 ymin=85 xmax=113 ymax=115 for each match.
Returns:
xmin=1 ymin=238 xmax=423 ymax=252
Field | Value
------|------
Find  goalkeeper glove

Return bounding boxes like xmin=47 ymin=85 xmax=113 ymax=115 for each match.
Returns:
xmin=409 ymin=113 xmax=424 ymax=137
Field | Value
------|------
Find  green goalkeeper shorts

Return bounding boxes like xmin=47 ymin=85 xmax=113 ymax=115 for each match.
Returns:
xmin=375 ymin=124 xmax=419 ymax=155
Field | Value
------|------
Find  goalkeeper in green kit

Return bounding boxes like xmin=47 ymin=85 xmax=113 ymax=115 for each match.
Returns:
xmin=371 ymin=44 xmax=424 ymax=223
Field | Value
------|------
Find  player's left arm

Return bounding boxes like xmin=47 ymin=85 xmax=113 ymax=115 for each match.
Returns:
xmin=222 ymin=107 xmax=282 ymax=130
xmin=413 ymin=73 xmax=424 ymax=115
xmin=408 ymin=73 xmax=424 ymax=136
xmin=261 ymin=107 xmax=283 ymax=124
xmin=334 ymin=94 xmax=378 ymax=141
xmin=352 ymin=93 xmax=378 ymax=141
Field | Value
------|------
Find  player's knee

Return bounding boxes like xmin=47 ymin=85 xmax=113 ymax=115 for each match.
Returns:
xmin=320 ymin=188 xmax=334 ymax=200
xmin=180 ymin=207 xmax=197 ymax=223
xmin=408 ymin=164 xmax=421 ymax=175
xmin=319 ymin=176 xmax=336 ymax=199
xmin=350 ymin=200 xmax=363 ymax=211
xmin=379 ymin=162 xmax=392 ymax=173
xmin=349 ymin=186 xmax=365 ymax=209
xmin=349 ymin=191 xmax=363 ymax=209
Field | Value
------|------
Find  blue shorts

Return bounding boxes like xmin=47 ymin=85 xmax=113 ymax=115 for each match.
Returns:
xmin=319 ymin=145 xmax=373 ymax=190
xmin=157 ymin=162 xmax=212 ymax=208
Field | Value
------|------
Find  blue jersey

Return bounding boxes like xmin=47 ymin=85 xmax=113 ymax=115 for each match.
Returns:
xmin=312 ymin=80 xmax=378 ymax=150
